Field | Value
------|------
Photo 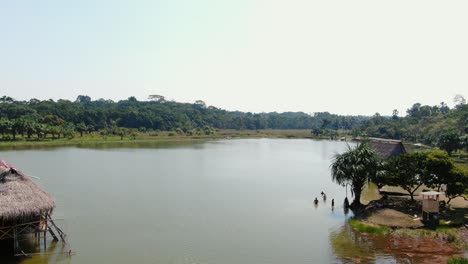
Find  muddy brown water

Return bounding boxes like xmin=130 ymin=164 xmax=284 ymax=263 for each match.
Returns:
xmin=0 ymin=139 xmax=464 ymax=263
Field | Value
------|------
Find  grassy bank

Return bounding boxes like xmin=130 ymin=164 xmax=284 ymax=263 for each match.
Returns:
xmin=349 ymin=217 xmax=467 ymax=249
xmin=0 ymin=129 xmax=324 ymax=150
xmin=349 ymin=218 xmax=390 ymax=235
xmin=448 ymin=257 xmax=468 ymax=264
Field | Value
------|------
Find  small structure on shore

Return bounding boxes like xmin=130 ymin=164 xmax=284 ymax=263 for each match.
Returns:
xmin=368 ymin=138 xmax=407 ymax=159
xmin=0 ymin=160 xmax=68 ymax=256
xmin=421 ymin=191 xmax=441 ymax=227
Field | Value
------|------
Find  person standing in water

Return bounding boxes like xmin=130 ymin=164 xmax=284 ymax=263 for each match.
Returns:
xmin=331 ymin=198 xmax=335 ymax=207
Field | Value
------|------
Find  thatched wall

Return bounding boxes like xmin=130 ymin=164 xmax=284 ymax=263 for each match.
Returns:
xmin=0 ymin=162 xmax=55 ymax=224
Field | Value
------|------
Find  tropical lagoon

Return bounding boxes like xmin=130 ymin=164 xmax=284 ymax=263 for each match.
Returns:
xmin=0 ymin=139 xmax=464 ymax=263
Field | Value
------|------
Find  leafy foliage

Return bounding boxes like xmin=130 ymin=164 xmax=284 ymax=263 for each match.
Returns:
xmin=375 ymin=150 xmax=468 ymax=204
xmin=438 ymin=131 xmax=462 ymax=156
xmin=445 ymin=166 xmax=468 ymax=204
xmin=378 ymin=153 xmax=430 ymax=200
xmin=355 ymin=99 xmax=467 ymax=149
xmin=331 ymin=143 xmax=380 ymax=207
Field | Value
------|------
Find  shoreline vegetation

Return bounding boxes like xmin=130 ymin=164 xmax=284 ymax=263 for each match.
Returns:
xmin=327 ymin=140 xmax=468 ymax=262
xmin=345 ymin=190 xmax=468 ymax=263
xmin=0 ymin=129 xmax=319 ymax=150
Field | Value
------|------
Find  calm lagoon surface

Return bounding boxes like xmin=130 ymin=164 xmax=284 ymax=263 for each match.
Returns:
xmin=0 ymin=139 xmax=392 ymax=263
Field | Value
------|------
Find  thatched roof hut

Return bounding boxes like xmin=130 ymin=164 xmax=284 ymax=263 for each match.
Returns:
xmin=368 ymin=138 xmax=407 ymax=159
xmin=0 ymin=160 xmax=55 ymax=225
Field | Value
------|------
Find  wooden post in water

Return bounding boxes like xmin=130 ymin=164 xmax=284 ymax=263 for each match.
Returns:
xmin=13 ymin=226 xmax=17 ymax=255
xmin=43 ymin=215 xmax=47 ymax=252
xmin=37 ymin=228 xmax=40 ymax=248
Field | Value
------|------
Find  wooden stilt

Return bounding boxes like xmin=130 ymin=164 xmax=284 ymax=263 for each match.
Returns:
xmin=47 ymin=216 xmax=66 ymax=243
xmin=48 ymin=226 xmax=58 ymax=241
xmin=44 ymin=213 xmax=58 ymax=241
xmin=13 ymin=226 xmax=17 ymax=254
xmin=6 ymin=217 xmax=71 ymax=256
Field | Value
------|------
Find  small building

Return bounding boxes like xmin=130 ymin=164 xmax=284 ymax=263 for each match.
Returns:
xmin=0 ymin=160 xmax=67 ymax=256
xmin=368 ymin=138 xmax=407 ymax=159
xmin=421 ymin=191 xmax=441 ymax=227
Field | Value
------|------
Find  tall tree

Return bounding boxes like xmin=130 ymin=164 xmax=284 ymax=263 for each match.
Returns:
xmin=379 ymin=153 xmax=430 ymax=201
xmin=425 ymin=150 xmax=455 ymax=191
xmin=392 ymin=109 xmax=399 ymax=120
xmin=76 ymin=122 xmax=87 ymax=137
xmin=331 ymin=143 xmax=380 ymax=208
xmin=453 ymin=94 xmax=466 ymax=106
xmin=445 ymin=166 xmax=468 ymax=204
xmin=438 ymin=131 xmax=462 ymax=156
xmin=75 ymin=95 xmax=92 ymax=103
xmin=148 ymin=95 xmax=166 ymax=103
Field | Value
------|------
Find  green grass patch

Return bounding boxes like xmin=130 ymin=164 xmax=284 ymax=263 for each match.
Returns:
xmin=348 ymin=218 xmax=390 ymax=235
xmin=393 ymin=225 xmax=464 ymax=247
xmin=448 ymin=257 xmax=468 ymax=264
xmin=435 ymin=226 xmax=461 ymax=244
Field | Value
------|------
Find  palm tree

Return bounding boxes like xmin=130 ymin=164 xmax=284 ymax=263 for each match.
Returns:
xmin=331 ymin=143 xmax=379 ymax=208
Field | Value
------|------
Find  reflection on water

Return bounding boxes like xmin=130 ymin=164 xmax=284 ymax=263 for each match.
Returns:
xmin=0 ymin=139 xmax=208 ymax=151
xmin=331 ymin=223 xmax=377 ymax=263
xmin=0 ymin=237 xmax=71 ymax=264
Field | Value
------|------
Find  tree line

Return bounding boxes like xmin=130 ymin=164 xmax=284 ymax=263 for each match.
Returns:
xmin=0 ymin=95 xmax=368 ymax=140
xmin=354 ymin=96 xmax=467 ymax=154
xmin=0 ymin=94 xmax=466 ymax=153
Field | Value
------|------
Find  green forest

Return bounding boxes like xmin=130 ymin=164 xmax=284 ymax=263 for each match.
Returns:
xmin=0 ymin=94 xmax=466 ymax=151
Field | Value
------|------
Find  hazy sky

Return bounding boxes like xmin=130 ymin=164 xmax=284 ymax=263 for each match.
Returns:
xmin=1 ymin=0 xmax=467 ymax=115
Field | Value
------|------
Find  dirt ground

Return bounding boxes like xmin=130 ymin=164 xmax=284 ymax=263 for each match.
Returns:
xmin=366 ymin=186 xmax=468 ymax=228
xmin=365 ymin=208 xmax=424 ymax=228
xmin=354 ymin=193 xmax=467 ymax=263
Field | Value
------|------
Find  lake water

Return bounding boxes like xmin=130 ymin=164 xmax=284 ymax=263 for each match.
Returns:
xmin=0 ymin=139 xmax=441 ymax=263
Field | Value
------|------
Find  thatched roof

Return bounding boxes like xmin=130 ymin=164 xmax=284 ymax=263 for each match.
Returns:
xmin=0 ymin=160 xmax=55 ymax=221
xmin=368 ymin=138 xmax=407 ymax=159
